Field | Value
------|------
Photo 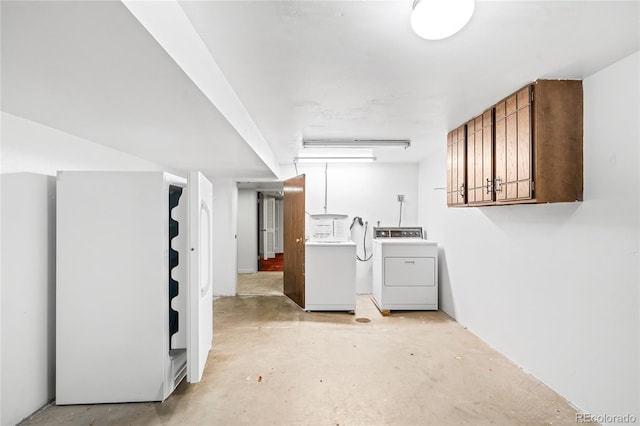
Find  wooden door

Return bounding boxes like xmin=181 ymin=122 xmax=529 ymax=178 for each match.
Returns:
xmin=447 ymin=124 xmax=466 ymax=206
xmin=466 ymin=118 xmax=477 ymax=204
xmin=480 ymin=109 xmax=494 ymax=203
xmin=467 ymin=109 xmax=494 ymax=204
xmin=455 ymin=126 xmax=466 ymax=205
xmin=495 ymin=86 xmax=532 ymax=202
xmin=495 ymin=101 xmax=507 ymax=201
xmin=447 ymin=132 xmax=453 ymax=205
xmin=283 ymin=174 xmax=305 ymax=308
xmin=515 ymin=87 xmax=532 ymax=199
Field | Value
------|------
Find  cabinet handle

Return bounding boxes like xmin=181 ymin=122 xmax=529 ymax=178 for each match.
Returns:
xmin=459 ymin=183 xmax=465 ymax=198
xmin=495 ymin=177 xmax=502 ymax=192
xmin=486 ymin=178 xmax=493 ymax=194
xmin=404 ymin=260 xmax=415 ymax=264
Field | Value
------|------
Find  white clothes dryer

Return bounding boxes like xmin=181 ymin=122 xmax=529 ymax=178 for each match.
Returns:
xmin=372 ymin=227 xmax=438 ymax=311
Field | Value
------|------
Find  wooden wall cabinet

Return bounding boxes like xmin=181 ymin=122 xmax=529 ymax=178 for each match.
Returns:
xmin=447 ymin=124 xmax=467 ymax=206
xmin=466 ymin=108 xmax=494 ymax=205
xmin=447 ymin=79 xmax=583 ymax=207
xmin=494 ymin=85 xmax=532 ymax=202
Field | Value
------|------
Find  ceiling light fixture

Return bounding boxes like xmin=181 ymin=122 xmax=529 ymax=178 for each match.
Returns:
xmin=302 ymin=139 xmax=410 ymax=149
xmin=294 ymin=156 xmax=377 ymax=164
xmin=411 ymin=0 xmax=475 ymax=40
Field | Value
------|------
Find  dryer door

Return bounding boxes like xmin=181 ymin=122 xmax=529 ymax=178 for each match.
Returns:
xmin=384 ymin=257 xmax=435 ymax=286
xmin=187 ymin=171 xmax=213 ymax=383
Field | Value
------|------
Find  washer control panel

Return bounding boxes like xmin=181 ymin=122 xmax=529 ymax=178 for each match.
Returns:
xmin=373 ymin=227 xmax=423 ymax=239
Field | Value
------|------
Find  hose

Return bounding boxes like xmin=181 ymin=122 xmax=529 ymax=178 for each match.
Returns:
xmin=323 ymin=162 xmax=328 ymax=214
xmin=350 ymin=216 xmax=373 ymax=262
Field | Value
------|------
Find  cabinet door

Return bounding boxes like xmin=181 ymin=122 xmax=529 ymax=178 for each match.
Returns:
xmin=447 ymin=132 xmax=453 ymax=205
xmin=447 ymin=124 xmax=466 ymax=206
xmin=467 ymin=109 xmax=494 ymax=204
xmin=481 ymin=109 xmax=494 ymax=202
xmin=466 ymin=119 xmax=477 ymax=204
xmin=495 ymin=86 xmax=532 ymax=201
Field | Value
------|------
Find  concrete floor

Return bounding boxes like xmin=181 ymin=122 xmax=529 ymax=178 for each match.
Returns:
xmin=21 ymin=272 xmax=579 ymax=425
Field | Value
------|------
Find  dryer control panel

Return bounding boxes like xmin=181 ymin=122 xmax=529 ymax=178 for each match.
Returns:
xmin=373 ymin=227 xmax=423 ymax=239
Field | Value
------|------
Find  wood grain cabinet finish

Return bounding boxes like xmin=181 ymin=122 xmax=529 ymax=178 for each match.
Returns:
xmin=495 ymin=79 xmax=583 ymax=204
xmin=494 ymin=86 xmax=532 ymax=202
xmin=447 ymin=124 xmax=467 ymax=206
xmin=466 ymin=108 xmax=494 ymax=205
xmin=447 ymin=79 xmax=583 ymax=207
xmin=532 ymin=79 xmax=583 ymax=203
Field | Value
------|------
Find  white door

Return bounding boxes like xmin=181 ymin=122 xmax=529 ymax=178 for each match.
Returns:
xmin=264 ymin=197 xmax=276 ymax=259
xmin=258 ymin=193 xmax=265 ymax=260
xmin=187 ymin=171 xmax=213 ymax=383
xmin=274 ymin=199 xmax=284 ymax=253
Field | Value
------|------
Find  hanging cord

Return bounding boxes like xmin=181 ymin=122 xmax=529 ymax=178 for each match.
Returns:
xmin=294 ymin=162 xmax=299 ymax=176
xmin=398 ymin=199 xmax=403 ymax=227
xmin=323 ymin=162 xmax=328 ymax=214
xmin=350 ymin=216 xmax=373 ymax=262
xmin=358 ymin=225 xmax=373 ymax=262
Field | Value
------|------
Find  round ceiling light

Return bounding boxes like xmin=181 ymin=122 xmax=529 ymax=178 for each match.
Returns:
xmin=411 ymin=0 xmax=475 ymax=40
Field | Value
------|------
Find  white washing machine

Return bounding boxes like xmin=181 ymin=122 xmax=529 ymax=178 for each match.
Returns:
xmin=372 ymin=227 xmax=438 ymax=311
xmin=305 ymin=241 xmax=356 ymax=311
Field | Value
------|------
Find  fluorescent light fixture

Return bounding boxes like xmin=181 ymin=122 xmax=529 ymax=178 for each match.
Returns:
xmin=411 ymin=0 xmax=475 ymax=40
xmin=294 ymin=156 xmax=377 ymax=164
xmin=302 ymin=139 xmax=410 ymax=149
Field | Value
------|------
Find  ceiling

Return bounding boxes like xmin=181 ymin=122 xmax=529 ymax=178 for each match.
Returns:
xmin=2 ymin=1 xmax=639 ymax=180
xmin=1 ymin=0 xmax=276 ymax=180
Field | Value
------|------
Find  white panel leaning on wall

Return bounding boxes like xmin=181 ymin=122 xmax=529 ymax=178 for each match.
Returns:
xmin=1 ymin=173 xmax=56 ymax=426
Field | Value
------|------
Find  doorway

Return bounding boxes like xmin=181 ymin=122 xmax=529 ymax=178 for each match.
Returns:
xmin=236 ymin=179 xmax=305 ymax=299
xmin=258 ymin=192 xmax=284 ymax=272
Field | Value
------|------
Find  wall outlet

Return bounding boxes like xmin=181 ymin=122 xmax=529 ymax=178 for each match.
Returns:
xmin=397 ymin=194 xmax=404 ymax=202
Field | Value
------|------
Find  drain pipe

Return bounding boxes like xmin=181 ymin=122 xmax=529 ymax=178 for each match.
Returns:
xmin=324 ymin=162 xmax=328 ymax=214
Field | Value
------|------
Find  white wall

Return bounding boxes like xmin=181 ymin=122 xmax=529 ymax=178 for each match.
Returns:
xmin=280 ymin=163 xmax=419 ymax=293
xmin=237 ymin=189 xmax=258 ymax=273
xmin=0 ymin=113 xmax=169 ymax=421
xmin=1 ymin=173 xmax=56 ymax=426
xmin=212 ymin=178 xmax=238 ymax=296
xmin=418 ymin=51 xmax=639 ymax=420
xmin=1 ymin=112 xmax=167 ymax=175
